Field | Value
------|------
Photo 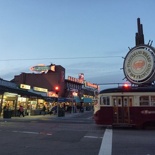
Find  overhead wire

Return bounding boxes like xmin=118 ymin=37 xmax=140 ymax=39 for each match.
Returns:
xmin=0 ymin=56 xmax=123 ymax=61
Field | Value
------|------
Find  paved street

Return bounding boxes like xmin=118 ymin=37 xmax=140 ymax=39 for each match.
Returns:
xmin=0 ymin=111 xmax=155 ymax=155
xmin=112 ymin=129 xmax=155 ymax=155
xmin=0 ymin=111 xmax=104 ymax=155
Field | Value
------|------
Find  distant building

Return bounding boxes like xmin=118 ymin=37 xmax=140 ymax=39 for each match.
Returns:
xmin=11 ymin=64 xmax=98 ymax=105
xmin=11 ymin=65 xmax=65 ymax=97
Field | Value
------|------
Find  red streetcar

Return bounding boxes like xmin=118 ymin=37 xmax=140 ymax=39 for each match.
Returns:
xmin=93 ymin=85 xmax=155 ymax=128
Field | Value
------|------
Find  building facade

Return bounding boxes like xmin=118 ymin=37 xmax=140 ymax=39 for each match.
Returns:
xmin=11 ymin=65 xmax=65 ymax=98
xmin=11 ymin=64 xmax=98 ymax=109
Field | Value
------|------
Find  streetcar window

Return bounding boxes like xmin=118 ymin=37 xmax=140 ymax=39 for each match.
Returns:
xmin=107 ymin=97 xmax=110 ymax=105
xmin=100 ymin=97 xmax=103 ymax=105
xmin=118 ymin=98 xmax=121 ymax=105
xmin=129 ymin=98 xmax=132 ymax=106
xmin=113 ymin=98 xmax=122 ymax=106
xmin=113 ymin=99 xmax=117 ymax=106
xmin=100 ymin=96 xmax=110 ymax=105
xmin=151 ymin=96 xmax=155 ymax=106
xmin=124 ymin=98 xmax=127 ymax=106
xmin=103 ymin=98 xmax=106 ymax=105
xmin=140 ymin=96 xmax=149 ymax=106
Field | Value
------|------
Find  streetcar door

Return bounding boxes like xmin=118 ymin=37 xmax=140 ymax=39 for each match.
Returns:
xmin=113 ymin=96 xmax=132 ymax=124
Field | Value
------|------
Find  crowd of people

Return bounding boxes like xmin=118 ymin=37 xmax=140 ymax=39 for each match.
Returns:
xmin=0 ymin=101 xmax=92 ymax=118
xmin=40 ymin=102 xmax=90 ymax=116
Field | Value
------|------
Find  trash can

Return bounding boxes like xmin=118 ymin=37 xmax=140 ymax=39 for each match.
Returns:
xmin=86 ymin=106 xmax=89 ymax=111
xmin=3 ymin=110 xmax=12 ymax=118
xmin=80 ymin=106 xmax=84 ymax=113
xmin=58 ymin=107 xmax=65 ymax=117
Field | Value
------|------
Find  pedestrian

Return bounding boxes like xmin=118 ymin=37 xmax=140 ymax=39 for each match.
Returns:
xmin=49 ymin=103 xmax=54 ymax=115
xmin=41 ymin=105 xmax=46 ymax=115
xmin=19 ymin=105 xmax=24 ymax=117
xmin=27 ymin=104 xmax=31 ymax=116
xmin=3 ymin=104 xmax=7 ymax=111
xmin=51 ymin=103 xmax=57 ymax=115
xmin=0 ymin=105 xmax=2 ymax=117
xmin=80 ymin=102 xmax=84 ymax=113
xmin=73 ymin=102 xmax=77 ymax=113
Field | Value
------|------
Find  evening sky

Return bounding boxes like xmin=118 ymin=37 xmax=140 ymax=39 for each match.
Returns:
xmin=0 ymin=0 xmax=155 ymax=90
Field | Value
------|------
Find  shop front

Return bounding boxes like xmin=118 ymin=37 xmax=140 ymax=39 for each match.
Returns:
xmin=0 ymin=89 xmax=45 ymax=117
xmin=82 ymin=97 xmax=93 ymax=111
xmin=0 ymin=80 xmax=46 ymax=117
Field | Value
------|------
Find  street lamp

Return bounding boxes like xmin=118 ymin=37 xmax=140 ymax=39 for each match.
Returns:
xmin=54 ymin=86 xmax=60 ymax=117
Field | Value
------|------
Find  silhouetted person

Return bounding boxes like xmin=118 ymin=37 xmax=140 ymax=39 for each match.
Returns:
xmin=19 ymin=105 xmax=24 ymax=117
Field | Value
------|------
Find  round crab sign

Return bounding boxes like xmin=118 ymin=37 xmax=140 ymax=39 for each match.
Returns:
xmin=123 ymin=45 xmax=155 ymax=85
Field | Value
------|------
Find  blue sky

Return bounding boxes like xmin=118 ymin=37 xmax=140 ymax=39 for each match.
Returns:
xmin=0 ymin=0 xmax=155 ymax=90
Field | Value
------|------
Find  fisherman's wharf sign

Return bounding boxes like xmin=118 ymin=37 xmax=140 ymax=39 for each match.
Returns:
xmin=123 ymin=45 xmax=155 ymax=84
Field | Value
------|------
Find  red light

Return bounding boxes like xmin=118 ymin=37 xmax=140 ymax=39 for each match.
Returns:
xmin=55 ymin=86 xmax=60 ymax=94
xmin=122 ymin=83 xmax=131 ymax=89
xmin=55 ymin=86 xmax=59 ymax=90
xmin=124 ymin=84 xmax=129 ymax=88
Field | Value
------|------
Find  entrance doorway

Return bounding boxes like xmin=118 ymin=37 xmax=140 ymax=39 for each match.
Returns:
xmin=112 ymin=96 xmax=133 ymax=124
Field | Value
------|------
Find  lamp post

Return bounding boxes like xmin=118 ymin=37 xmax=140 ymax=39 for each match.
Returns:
xmin=72 ymin=91 xmax=78 ymax=113
xmin=54 ymin=86 xmax=60 ymax=117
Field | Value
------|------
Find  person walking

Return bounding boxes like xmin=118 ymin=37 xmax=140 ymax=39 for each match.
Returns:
xmin=80 ymin=102 xmax=84 ymax=113
xmin=51 ymin=103 xmax=57 ymax=115
xmin=19 ymin=105 xmax=24 ymax=117
xmin=73 ymin=102 xmax=77 ymax=113
xmin=0 ymin=105 xmax=2 ymax=117
xmin=41 ymin=105 xmax=46 ymax=115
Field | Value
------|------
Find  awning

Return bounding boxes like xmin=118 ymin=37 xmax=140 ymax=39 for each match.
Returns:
xmin=83 ymin=98 xmax=92 ymax=103
xmin=74 ymin=96 xmax=81 ymax=103
xmin=43 ymin=97 xmax=57 ymax=102
xmin=58 ymin=98 xmax=74 ymax=102
xmin=0 ymin=85 xmax=43 ymax=99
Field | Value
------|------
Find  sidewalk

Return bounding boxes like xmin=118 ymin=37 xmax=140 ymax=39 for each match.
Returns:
xmin=0 ymin=111 xmax=90 ymax=121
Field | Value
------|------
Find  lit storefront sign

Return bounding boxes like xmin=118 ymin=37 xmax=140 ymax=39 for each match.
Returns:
xmin=66 ymin=83 xmax=82 ymax=91
xmin=68 ymin=76 xmax=83 ymax=84
xmin=20 ymin=84 xmax=31 ymax=90
xmin=33 ymin=87 xmax=48 ymax=92
xmin=72 ymin=92 xmax=78 ymax=96
xmin=48 ymin=91 xmax=58 ymax=97
xmin=84 ymin=81 xmax=98 ymax=89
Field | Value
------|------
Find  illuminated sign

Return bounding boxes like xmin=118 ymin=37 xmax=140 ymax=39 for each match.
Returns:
xmin=33 ymin=87 xmax=48 ymax=92
xmin=72 ymin=92 xmax=78 ymax=96
xmin=124 ymin=45 xmax=155 ymax=84
xmin=68 ymin=76 xmax=83 ymax=84
xmin=20 ymin=84 xmax=31 ymax=90
xmin=30 ymin=64 xmax=55 ymax=73
xmin=48 ymin=91 xmax=58 ymax=97
xmin=84 ymin=81 xmax=98 ymax=89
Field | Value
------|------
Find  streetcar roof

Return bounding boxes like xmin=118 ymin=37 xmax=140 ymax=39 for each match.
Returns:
xmin=99 ymin=86 xmax=155 ymax=94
